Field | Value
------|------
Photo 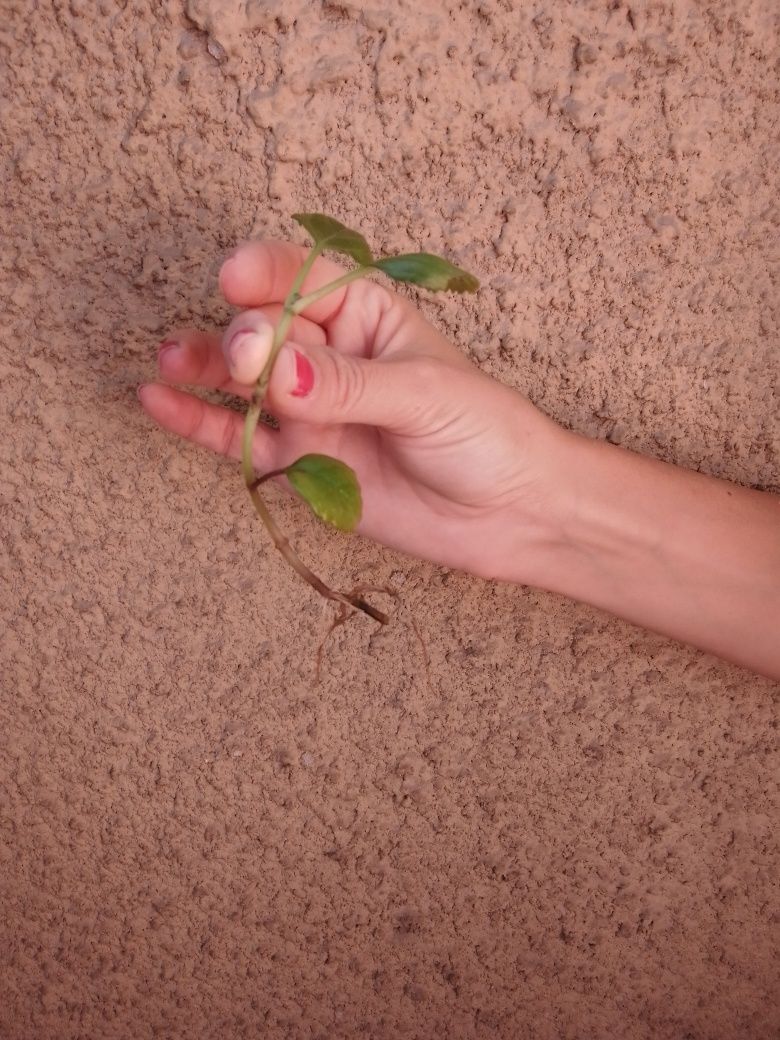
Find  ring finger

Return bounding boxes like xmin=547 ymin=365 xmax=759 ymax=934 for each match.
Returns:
xmin=158 ymin=310 xmax=326 ymax=399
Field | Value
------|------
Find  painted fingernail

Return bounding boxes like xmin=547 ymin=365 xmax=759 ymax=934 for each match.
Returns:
xmin=291 ymin=350 xmax=315 ymax=397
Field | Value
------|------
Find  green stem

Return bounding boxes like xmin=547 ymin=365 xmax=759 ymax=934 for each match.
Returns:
xmin=249 ymin=468 xmax=287 ymax=492
xmin=240 ymin=314 xmax=290 ymax=487
xmin=241 ymin=245 xmax=323 ymax=485
xmin=290 ymin=266 xmax=373 ymax=315
xmin=239 ymin=249 xmax=387 ymax=626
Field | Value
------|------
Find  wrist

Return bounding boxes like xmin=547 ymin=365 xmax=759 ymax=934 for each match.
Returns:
xmin=502 ymin=430 xmax=661 ymax=599
xmin=461 ymin=423 xmax=592 ymax=588
xmin=491 ymin=420 xmax=780 ymax=677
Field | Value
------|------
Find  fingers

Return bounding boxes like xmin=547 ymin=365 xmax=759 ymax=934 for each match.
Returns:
xmin=157 ymin=314 xmax=326 ymax=396
xmin=219 ymin=241 xmax=393 ymax=349
xmin=262 ymin=339 xmax=462 ymax=435
xmin=137 ymin=383 xmax=276 ymax=470
xmin=222 ymin=307 xmax=326 ymax=385
xmin=219 ymin=240 xmax=348 ymax=323
xmin=158 ymin=328 xmax=247 ymax=397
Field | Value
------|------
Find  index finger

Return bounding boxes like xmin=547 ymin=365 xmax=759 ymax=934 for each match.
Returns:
xmin=220 ymin=238 xmax=400 ymax=357
xmin=220 ymin=239 xmax=358 ymax=326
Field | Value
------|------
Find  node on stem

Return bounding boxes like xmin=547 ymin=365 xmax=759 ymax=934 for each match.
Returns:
xmin=239 ymin=213 xmax=479 ymax=629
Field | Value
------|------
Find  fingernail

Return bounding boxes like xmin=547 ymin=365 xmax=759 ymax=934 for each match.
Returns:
xmin=226 ymin=325 xmax=274 ymax=379
xmin=291 ymin=350 xmax=315 ymax=397
xmin=219 ymin=251 xmax=239 ymax=291
xmin=137 ymin=383 xmax=151 ymax=403
xmin=159 ymin=340 xmax=182 ymax=365
xmin=227 ymin=328 xmax=255 ymax=367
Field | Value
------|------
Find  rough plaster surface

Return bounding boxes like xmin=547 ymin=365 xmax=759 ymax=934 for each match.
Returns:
xmin=1 ymin=1 xmax=779 ymax=1037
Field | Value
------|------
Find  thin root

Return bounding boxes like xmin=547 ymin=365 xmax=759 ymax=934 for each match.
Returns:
xmin=315 ymin=584 xmax=398 ymax=682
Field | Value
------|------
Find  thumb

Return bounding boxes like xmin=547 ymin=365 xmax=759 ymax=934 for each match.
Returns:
xmin=266 ymin=341 xmax=444 ymax=434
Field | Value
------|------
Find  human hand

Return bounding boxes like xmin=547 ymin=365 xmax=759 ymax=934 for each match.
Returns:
xmin=138 ymin=239 xmax=780 ymax=676
xmin=138 ymin=239 xmax=572 ymax=584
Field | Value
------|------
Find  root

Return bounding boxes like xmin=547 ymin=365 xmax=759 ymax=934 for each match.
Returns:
xmin=315 ymin=584 xmax=398 ymax=682
xmin=314 ymin=584 xmax=431 ymax=691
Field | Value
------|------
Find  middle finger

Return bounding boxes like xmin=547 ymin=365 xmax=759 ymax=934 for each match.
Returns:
xmin=158 ymin=311 xmax=326 ymax=398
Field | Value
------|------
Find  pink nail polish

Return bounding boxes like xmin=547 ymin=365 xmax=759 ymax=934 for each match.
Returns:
xmin=291 ymin=351 xmax=314 ymax=397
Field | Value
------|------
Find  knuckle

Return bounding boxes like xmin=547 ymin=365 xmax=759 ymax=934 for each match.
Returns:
xmin=410 ymin=356 xmax=442 ymax=399
xmin=263 ymin=242 xmax=283 ymax=296
xmin=186 ymin=398 xmax=208 ymax=442
xmin=217 ymin=413 xmax=238 ymax=458
xmin=366 ymin=280 xmax=395 ymax=322
xmin=328 ymin=354 xmax=366 ymax=414
xmin=187 ymin=399 xmax=237 ymax=458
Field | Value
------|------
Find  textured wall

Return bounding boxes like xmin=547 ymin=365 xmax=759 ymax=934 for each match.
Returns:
xmin=2 ymin=1 xmax=778 ymax=1037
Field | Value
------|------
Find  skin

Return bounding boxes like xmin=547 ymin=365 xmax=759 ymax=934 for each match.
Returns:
xmin=138 ymin=240 xmax=780 ymax=680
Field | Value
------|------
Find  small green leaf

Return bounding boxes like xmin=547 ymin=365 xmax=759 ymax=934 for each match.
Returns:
xmin=285 ymin=453 xmax=362 ymax=532
xmin=373 ymin=253 xmax=479 ymax=293
xmin=292 ymin=213 xmax=373 ymax=266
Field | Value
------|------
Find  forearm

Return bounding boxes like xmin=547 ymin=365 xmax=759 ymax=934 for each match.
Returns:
xmin=527 ymin=434 xmax=780 ymax=678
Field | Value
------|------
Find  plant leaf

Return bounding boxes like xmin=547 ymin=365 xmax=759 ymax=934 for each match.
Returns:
xmin=373 ymin=253 xmax=479 ymax=293
xmin=285 ymin=453 xmax=362 ymax=532
xmin=292 ymin=213 xmax=373 ymax=266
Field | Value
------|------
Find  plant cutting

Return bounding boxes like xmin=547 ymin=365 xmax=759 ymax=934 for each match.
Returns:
xmin=242 ymin=213 xmax=479 ymax=625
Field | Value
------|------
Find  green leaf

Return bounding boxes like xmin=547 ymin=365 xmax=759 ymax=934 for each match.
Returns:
xmin=285 ymin=453 xmax=362 ymax=532
xmin=373 ymin=253 xmax=479 ymax=293
xmin=292 ymin=213 xmax=373 ymax=266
